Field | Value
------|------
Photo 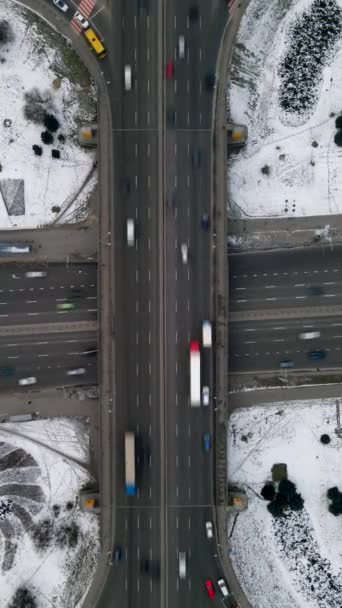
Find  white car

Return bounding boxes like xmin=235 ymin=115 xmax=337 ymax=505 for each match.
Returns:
xmin=178 ymin=552 xmax=186 ymax=579
xmin=127 ymin=219 xmax=135 ymax=247
xmin=66 ymin=368 xmax=86 ymax=376
xmin=53 ymin=0 xmax=69 ymax=12
xmin=202 ymin=386 xmax=209 ymax=406
xmin=217 ymin=578 xmax=229 ymax=598
xmin=74 ymin=11 xmax=89 ymax=28
xmin=202 ymin=320 xmax=212 ymax=348
xmin=178 ymin=35 xmax=185 ymax=59
xmin=205 ymin=521 xmax=213 ymax=539
xmin=25 ymin=271 xmax=47 ymax=278
xmin=181 ymin=243 xmax=188 ymax=264
xmin=124 ymin=65 xmax=132 ymax=91
xmin=18 ymin=377 xmax=37 ymax=386
xmin=299 ymin=331 xmax=320 ymax=340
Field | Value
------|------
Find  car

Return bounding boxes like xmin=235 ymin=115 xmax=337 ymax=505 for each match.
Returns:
xmin=178 ymin=35 xmax=185 ymax=59
xmin=166 ymin=109 xmax=176 ymax=127
xmin=74 ymin=11 xmax=89 ymax=28
xmin=279 ymin=359 xmax=295 ymax=369
xmin=201 ymin=213 xmax=209 ymax=230
xmin=124 ymin=65 xmax=132 ymax=91
xmin=189 ymin=5 xmax=199 ymax=22
xmin=127 ymin=219 xmax=135 ymax=247
xmin=181 ymin=243 xmax=188 ymax=264
xmin=66 ymin=368 xmax=86 ymax=376
xmin=53 ymin=0 xmax=69 ymax=12
xmin=308 ymin=350 xmax=326 ymax=360
xmin=120 ymin=176 xmax=130 ymax=195
xmin=202 ymin=320 xmax=212 ymax=347
xmin=305 ymin=286 xmax=323 ymax=296
xmin=69 ymin=288 xmax=82 ymax=299
xmin=57 ymin=302 xmax=75 ymax=311
xmin=192 ymin=148 xmax=201 ymax=167
xmin=217 ymin=578 xmax=229 ymax=598
xmin=202 ymin=386 xmax=209 ymax=406
xmin=25 ymin=271 xmax=47 ymax=278
xmin=205 ymin=579 xmax=215 ymax=598
xmin=205 ymin=521 xmax=213 ymax=539
xmin=18 ymin=377 xmax=37 ymax=386
xmin=178 ymin=552 xmax=186 ymax=579
xmin=203 ymin=432 xmax=211 ymax=452
xmin=112 ymin=546 xmax=122 ymax=563
xmin=0 ymin=367 xmax=14 ymax=377
xmin=204 ymin=72 xmax=216 ymax=90
xmin=166 ymin=60 xmax=174 ymax=79
xmin=140 ymin=559 xmax=150 ymax=574
xmin=299 ymin=331 xmax=320 ymax=340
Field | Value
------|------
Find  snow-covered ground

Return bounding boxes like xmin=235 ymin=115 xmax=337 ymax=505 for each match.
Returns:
xmin=228 ymin=0 xmax=342 ymax=218
xmin=228 ymin=399 xmax=342 ymax=608
xmin=0 ymin=0 xmax=97 ymax=229
xmin=0 ymin=417 xmax=99 ymax=607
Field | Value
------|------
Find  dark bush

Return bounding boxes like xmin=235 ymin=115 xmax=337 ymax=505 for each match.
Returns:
xmin=329 ymin=502 xmax=342 ymax=516
xmin=51 ymin=149 xmax=60 ymax=159
xmin=51 ymin=205 xmax=61 ymax=213
xmin=261 ymin=483 xmax=276 ymax=501
xmin=55 ymin=521 xmax=79 ymax=548
xmin=9 ymin=586 xmax=37 ymax=608
xmin=335 ymin=115 xmax=342 ymax=129
xmin=41 ymin=131 xmax=53 ymax=145
xmin=32 ymin=519 xmax=54 ymax=550
xmin=44 ymin=113 xmax=60 ymax=132
xmin=275 ymin=491 xmax=289 ymax=508
xmin=66 ymin=501 xmax=74 ymax=511
xmin=267 ymin=499 xmax=285 ymax=518
xmin=52 ymin=504 xmax=60 ymax=518
xmin=334 ymin=130 xmax=342 ymax=147
xmin=289 ymin=492 xmax=304 ymax=511
xmin=24 ymin=88 xmax=53 ymax=124
xmin=0 ymin=21 xmax=14 ymax=45
xmin=278 ymin=479 xmax=297 ymax=501
xmin=58 ymin=134 xmax=65 ymax=143
xmin=261 ymin=165 xmax=271 ymax=176
xmin=327 ymin=486 xmax=340 ymax=501
xmin=32 ymin=145 xmax=42 ymax=156
xmin=320 ymin=434 xmax=331 ymax=444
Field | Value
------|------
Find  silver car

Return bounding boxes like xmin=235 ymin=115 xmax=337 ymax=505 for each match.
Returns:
xmin=53 ymin=0 xmax=69 ymax=12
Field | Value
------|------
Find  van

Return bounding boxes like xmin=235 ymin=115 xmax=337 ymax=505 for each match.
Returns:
xmin=202 ymin=321 xmax=212 ymax=348
xmin=179 ymin=552 xmax=186 ymax=579
xmin=124 ymin=65 xmax=132 ymax=91
xmin=299 ymin=331 xmax=320 ymax=340
xmin=127 ymin=219 xmax=135 ymax=247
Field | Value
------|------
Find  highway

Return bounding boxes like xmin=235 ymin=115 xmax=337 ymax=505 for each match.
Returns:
xmin=229 ymin=246 xmax=342 ymax=372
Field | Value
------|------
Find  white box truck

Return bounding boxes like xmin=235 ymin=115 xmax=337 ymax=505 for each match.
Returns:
xmin=190 ymin=340 xmax=201 ymax=406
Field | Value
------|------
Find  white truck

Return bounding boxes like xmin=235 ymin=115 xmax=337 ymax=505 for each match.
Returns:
xmin=190 ymin=340 xmax=201 ymax=406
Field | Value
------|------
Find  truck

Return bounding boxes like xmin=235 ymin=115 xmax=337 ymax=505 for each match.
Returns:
xmin=125 ymin=431 xmax=136 ymax=496
xmin=190 ymin=340 xmax=201 ymax=406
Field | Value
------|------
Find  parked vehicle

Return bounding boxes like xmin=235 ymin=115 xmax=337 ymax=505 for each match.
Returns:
xmin=217 ymin=578 xmax=229 ymax=598
xmin=74 ymin=11 xmax=89 ymax=28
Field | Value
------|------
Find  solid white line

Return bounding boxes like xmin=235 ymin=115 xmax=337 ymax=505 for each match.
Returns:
xmin=265 ymin=286 xmax=275 ymax=289
xmin=26 ymin=300 xmax=37 ymax=304
xmin=266 ymin=298 xmax=277 ymax=301
xmin=244 ymin=341 xmax=256 ymax=345
xmin=38 ymin=354 xmax=49 ymax=357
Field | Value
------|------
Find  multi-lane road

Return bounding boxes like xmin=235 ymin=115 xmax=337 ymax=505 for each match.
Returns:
xmin=0 ymin=263 xmax=97 ymax=388
xmin=230 ymin=246 xmax=342 ymax=372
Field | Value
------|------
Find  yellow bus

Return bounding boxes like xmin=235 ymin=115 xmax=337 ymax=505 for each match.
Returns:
xmin=84 ymin=28 xmax=107 ymax=59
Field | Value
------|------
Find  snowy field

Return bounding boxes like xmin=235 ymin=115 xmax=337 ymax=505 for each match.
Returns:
xmin=0 ymin=0 xmax=97 ymax=229
xmin=0 ymin=417 xmax=99 ymax=607
xmin=228 ymin=399 xmax=342 ymax=608
xmin=228 ymin=0 xmax=342 ymax=218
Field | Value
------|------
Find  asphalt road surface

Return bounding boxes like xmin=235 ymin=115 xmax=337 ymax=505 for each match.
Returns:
xmin=229 ymin=246 xmax=342 ymax=372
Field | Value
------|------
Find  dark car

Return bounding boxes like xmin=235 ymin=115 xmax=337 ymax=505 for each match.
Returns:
xmin=166 ymin=109 xmax=176 ymax=127
xmin=203 ymin=433 xmax=211 ymax=452
xmin=204 ymin=73 xmax=216 ymax=90
xmin=189 ymin=5 xmax=199 ymax=22
xmin=308 ymin=350 xmax=326 ymax=360
xmin=112 ymin=546 xmax=122 ymax=563
xmin=305 ymin=286 xmax=323 ymax=296
xmin=140 ymin=559 xmax=150 ymax=574
xmin=120 ymin=177 xmax=130 ymax=195
xmin=192 ymin=148 xmax=201 ymax=167
xmin=69 ymin=287 xmax=82 ymax=299
xmin=201 ymin=213 xmax=209 ymax=230
xmin=0 ymin=367 xmax=14 ymax=377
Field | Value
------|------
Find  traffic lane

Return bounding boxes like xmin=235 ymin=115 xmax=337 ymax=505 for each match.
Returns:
xmin=0 ymin=262 xmax=97 ymax=287
xmin=0 ymin=288 xmax=97 ymax=309
xmin=168 ymin=506 xmax=227 ymax=608
xmin=0 ymin=307 xmax=97 ymax=326
xmin=10 ymin=361 xmax=97 ymax=390
xmin=0 ymin=330 xmax=97 ymax=357
xmin=100 ymin=507 xmax=161 ymax=607
xmin=229 ymin=245 xmax=342 ymax=284
xmin=229 ymin=285 xmax=342 ymax=312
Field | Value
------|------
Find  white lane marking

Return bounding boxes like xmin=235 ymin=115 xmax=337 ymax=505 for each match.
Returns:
xmin=148 ymin=331 xmax=151 ymax=345
xmin=148 ymin=269 xmax=151 ymax=281
xmin=149 ymin=393 xmax=152 ymax=407
xmin=175 ymin=361 xmax=178 ymax=375
xmin=149 ymin=362 xmax=151 ymax=376
xmin=147 ymin=79 xmax=150 ymax=93
xmin=148 ymin=175 xmax=151 ymax=189
xmin=136 ymin=269 xmax=139 ymax=283
xmin=150 ymin=517 xmax=152 ymax=529
xmin=175 ymin=393 xmax=178 ymax=407
xmin=187 ymin=175 xmax=190 ymax=188
xmin=0 ymin=315 xmax=8 ymax=318
xmin=134 ymin=15 xmax=137 ymax=28
xmin=174 ymin=80 xmax=177 ymax=94
xmin=188 ymin=517 xmax=191 ymax=530
xmin=294 ymin=283 xmax=305 ymax=287
xmin=135 ymin=111 xmax=138 ymax=125
xmin=273 ymin=339 xmax=285 ymax=343
xmin=265 ymin=286 xmax=275 ymax=289
xmin=147 ymin=142 xmax=150 ymax=157
xmin=27 ymin=312 xmax=39 ymax=316
xmin=175 ymin=269 xmax=178 ymax=281
xmin=174 ymin=15 xmax=177 ymax=28
xmin=147 ymin=207 xmax=151 ymax=220
xmin=324 ymin=294 xmax=337 ymax=298
xmin=188 ymin=424 xmax=191 ymax=437
xmin=187 ymin=111 xmax=190 ymax=125
xmin=175 ymin=331 xmax=178 ymax=344
xmin=147 ymin=111 xmax=150 ymax=125
xmin=87 ymin=309 xmax=97 ymax=312
xmin=265 ymin=298 xmax=277 ymax=301
xmin=136 ymin=300 xmax=139 ymax=313
xmin=323 ymin=282 xmax=335 ymax=285
xmin=136 ymin=363 xmax=139 ymax=376
xmin=273 ymin=327 xmax=286 ymax=330
xmin=176 ymin=516 xmax=179 ymax=529
xmin=187 ymin=80 xmax=190 ymax=92
xmin=38 ymin=354 xmax=49 ymax=357
xmin=176 ymin=455 xmax=179 ymax=467
xmin=174 ymin=143 xmax=177 ymax=156
xmin=175 ymin=300 xmax=178 ymax=313
xmin=148 ymin=300 xmax=151 ymax=313
xmin=86 ymin=296 xmax=97 ymax=300
xmin=26 ymin=300 xmax=37 ymax=304
xmin=174 ymin=175 xmax=178 ymax=188
xmin=148 ymin=237 xmax=151 ymax=250
xmin=175 ymin=424 xmax=178 ymax=437
xmin=147 ymin=47 xmax=150 ymax=62
xmin=8 ymin=355 xmax=19 ymax=359
xmin=136 ymin=394 xmax=139 ymax=407
xmin=244 ymin=341 xmax=256 ymax=345
xmin=235 ymin=287 xmax=246 ymax=291
xmin=136 ymin=332 xmax=139 ymax=345
xmin=6 ymin=344 xmax=18 ymax=347
xmin=244 ymin=328 xmax=256 ymax=332
xmin=188 ymin=455 xmax=191 ymax=468
xmin=332 ymin=323 xmax=342 ymax=327
xmin=135 ymin=143 xmax=138 ymax=157
xmin=236 ymin=299 xmax=247 ymax=303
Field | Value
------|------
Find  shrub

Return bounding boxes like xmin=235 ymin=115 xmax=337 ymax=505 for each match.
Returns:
xmin=32 ymin=145 xmax=42 ymax=156
xmin=9 ymin=586 xmax=37 ymax=608
xmin=329 ymin=502 xmax=342 ymax=516
xmin=334 ymin=130 xmax=342 ymax=147
xmin=44 ymin=113 xmax=60 ymax=132
xmin=58 ymin=134 xmax=65 ymax=143
xmin=327 ymin=486 xmax=340 ymax=501
xmin=51 ymin=205 xmax=61 ymax=213
xmin=66 ymin=501 xmax=74 ymax=511
xmin=261 ymin=165 xmax=271 ymax=176
xmin=0 ymin=21 xmax=14 ymax=45
xmin=267 ymin=499 xmax=285 ymax=518
xmin=23 ymin=88 xmax=53 ymax=124
xmin=289 ymin=492 xmax=304 ymax=511
xmin=52 ymin=504 xmax=60 ymax=518
xmin=335 ymin=115 xmax=342 ymax=129
xmin=32 ymin=519 xmax=54 ymax=550
xmin=41 ymin=131 xmax=53 ymax=145
xmin=261 ymin=483 xmax=276 ymax=501
xmin=278 ymin=479 xmax=297 ymax=501
xmin=55 ymin=521 xmax=79 ymax=548
xmin=320 ymin=434 xmax=331 ymax=444
xmin=51 ymin=149 xmax=60 ymax=159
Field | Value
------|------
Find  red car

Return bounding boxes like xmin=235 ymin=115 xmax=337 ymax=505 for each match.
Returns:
xmin=166 ymin=60 xmax=174 ymax=79
xmin=205 ymin=579 xmax=215 ymax=598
